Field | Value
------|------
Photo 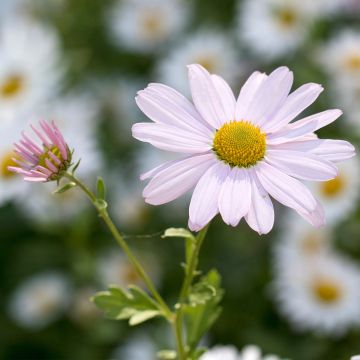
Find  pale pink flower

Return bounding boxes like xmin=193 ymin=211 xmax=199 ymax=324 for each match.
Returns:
xmin=132 ymin=65 xmax=355 ymax=234
xmin=8 ymin=120 xmax=71 ymax=182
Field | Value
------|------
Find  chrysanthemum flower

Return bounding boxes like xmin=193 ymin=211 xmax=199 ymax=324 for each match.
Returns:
xmin=132 ymin=65 xmax=355 ymax=234
xmin=8 ymin=120 xmax=71 ymax=182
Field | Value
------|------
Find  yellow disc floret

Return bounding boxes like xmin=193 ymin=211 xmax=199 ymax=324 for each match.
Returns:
xmin=213 ymin=120 xmax=266 ymax=168
xmin=312 ymin=278 xmax=342 ymax=304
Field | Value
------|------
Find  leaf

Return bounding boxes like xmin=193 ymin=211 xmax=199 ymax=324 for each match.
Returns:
xmin=183 ymin=270 xmax=224 ymax=353
xmin=157 ymin=350 xmax=177 ymax=360
xmin=71 ymin=158 xmax=81 ymax=174
xmin=161 ymin=228 xmax=195 ymax=241
xmin=53 ymin=181 xmax=76 ymax=194
xmin=96 ymin=176 xmax=106 ymax=200
xmin=91 ymin=285 xmax=162 ymax=326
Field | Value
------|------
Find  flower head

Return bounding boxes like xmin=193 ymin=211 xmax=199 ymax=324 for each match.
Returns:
xmin=8 ymin=120 xmax=72 ymax=182
xmin=132 ymin=64 xmax=355 ymax=234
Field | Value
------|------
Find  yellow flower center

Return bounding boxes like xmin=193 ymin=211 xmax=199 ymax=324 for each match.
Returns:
xmin=345 ymin=54 xmax=360 ymax=71
xmin=301 ymin=233 xmax=324 ymax=255
xmin=38 ymin=146 xmax=63 ymax=170
xmin=141 ymin=12 xmax=163 ymax=38
xmin=213 ymin=121 xmax=266 ymax=168
xmin=0 ymin=74 xmax=24 ymax=99
xmin=0 ymin=151 xmax=18 ymax=178
xmin=277 ymin=8 xmax=297 ymax=28
xmin=312 ymin=278 xmax=342 ymax=304
xmin=320 ymin=175 xmax=346 ymax=198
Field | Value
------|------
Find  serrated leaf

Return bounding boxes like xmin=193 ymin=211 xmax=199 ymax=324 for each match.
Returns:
xmin=96 ymin=176 xmax=106 ymax=200
xmin=184 ymin=270 xmax=224 ymax=354
xmin=53 ymin=181 xmax=76 ymax=194
xmin=92 ymin=285 xmax=162 ymax=326
xmin=162 ymin=228 xmax=195 ymax=241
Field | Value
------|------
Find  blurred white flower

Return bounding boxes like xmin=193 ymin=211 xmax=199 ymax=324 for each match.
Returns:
xmin=319 ymin=29 xmax=360 ymax=84
xmin=17 ymin=94 xmax=102 ymax=223
xmin=69 ymin=287 xmax=100 ymax=325
xmin=107 ymin=0 xmax=190 ymax=53
xmin=351 ymin=356 xmax=360 ymax=360
xmin=237 ymin=0 xmax=312 ymax=60
xmin=97 ymin=249 xmax=161 ymax=289
xmin=9 ymin=272 xmax=70 ymax=330
xmin=0 ymin=120 xmax=31 ymax=205
xmin=158 ymin=30 xmax=241 ymax=94
xmin=200 ymin=345 xmax=239 ymax=360
xmin=111 ymin=334 xmax=156 ymax=360
xmin=307 ymin=158 xmax=360 ymax=224
xmin=0 ymin=16 xmax=63 ymax=123
xmin=273 ymin=252 xmax=360 ymax=336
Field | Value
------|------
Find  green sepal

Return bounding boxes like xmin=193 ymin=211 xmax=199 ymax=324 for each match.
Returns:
xmin=71 ymin=158 xmax=81 ymax=174
xmin=91 ymin=285 xmax=163 ymax=326
xmin=52 ymin=181 xmax=76 ymax=194
xmin=96 ymin=176 xmax=106 ymax=200
xmin=183 ymin=270 xmax=224 ymax=353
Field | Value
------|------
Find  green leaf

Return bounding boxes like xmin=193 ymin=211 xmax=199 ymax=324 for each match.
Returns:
xmin=183 ymin=270 xmax=224 ymax=353
xmin=91 ymin=285 xmax=162 ymax=326
xmin=157 ymin=350 xmax=177 ymax=360
xmin=71 ymin=158 xmax=81 ymax=174
xmin=96 ymin=176 xmax=106 ymax=200
xmin=52 ymin=181 xmax=76 ymax=194
xmin=161 ymin=228 xmax=195 ymax=241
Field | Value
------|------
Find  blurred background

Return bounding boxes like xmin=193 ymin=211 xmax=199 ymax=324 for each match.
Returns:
xmin=1 ymin=0 xmax=360 ymax=359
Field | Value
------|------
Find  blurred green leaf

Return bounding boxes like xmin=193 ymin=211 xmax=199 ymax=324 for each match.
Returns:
xmin=96 ymin=176 xmax=106 ymax=200
xmin=52 ymin=181 xmax=76 ymax=194
xmin=162 ymin=228 xmax=195 ymax=241
xmin=157 ymin=349 xmax=177 ymax=360
xmin=91 ymin=285 xmax=162 ymax=326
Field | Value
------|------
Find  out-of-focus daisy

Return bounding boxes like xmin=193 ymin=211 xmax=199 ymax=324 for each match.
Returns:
xmin=132 ymin=64 xmax=355 ymax=234
xmin=111 ymin=334 xmax=156 ymax=360
xmin=107 ymin=0 xmax=189 ymax=53
xmin=237 ymin=0 xmax=312 ymax=60
xmin=200 ymin=345 xmax=239 ymax=360
xmin=8 ymin=272 xmax=70 ymax=330
xmin=97 ymin=249 xmax=161 ymax=289
xmin=273 ymin=253 xmax=360 ymax=335
xmin=308 ymin=157 xmax=360 ymax=224
xmin=319 ymin=29 xmax=360 ymax=83
xmin=15 ymin=95 xmax=102 ymax=222
xmin=158 ymin=30 xmax=241 ymax=94
xmin=0 ymin=16 xmax=63 ymax=123
xmin=69 ymin=287 xmax=100 ymax=326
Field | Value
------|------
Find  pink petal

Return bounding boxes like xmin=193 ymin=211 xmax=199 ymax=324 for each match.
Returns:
xmin=188 ymin=162 xmax=229 ymax=231
xmin=246 ymin=67 xmax=293 ymax=128
xmin=255 ymin=162 xmax=317 ymax=215
xmin=265 ymin=149 xmax=338 ymax=181
xmin=218 ymin=167 xmax=252 ymax=226
xmin=245 ymin=171 xmax=274 ymax=235
xmin=264 ymin=83 xmax=324 ymax=133
xmin=132 ymin=123 xmax=212 ymax=154
xmin=297 ymin=199 xmax=325 ymax=228
xmin=143 ymin=153 xmax=216 ymax=205
xmin=188 ymin=64 xmax=231 ymax=129
xmin=235 ymin=71 xmax=267 ymax=121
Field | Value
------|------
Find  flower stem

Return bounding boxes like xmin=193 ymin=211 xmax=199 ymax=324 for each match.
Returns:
xmin=174 ymin=224 xmax=210 ymax=359
xmin=64 ymin=172 xmax=173 ymax=320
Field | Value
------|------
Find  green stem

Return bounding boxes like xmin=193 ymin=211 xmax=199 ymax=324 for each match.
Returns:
xmin=174 ymin=224 xmax=210 ymax=359
xmin=64 ymin=172 xmax=173 ymax=320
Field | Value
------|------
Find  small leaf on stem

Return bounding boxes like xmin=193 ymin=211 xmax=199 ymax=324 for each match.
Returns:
xmin=96 ymin=176 xmax=106 ymax=200
xmin=53 ymin=181 xmax=77 ymax=194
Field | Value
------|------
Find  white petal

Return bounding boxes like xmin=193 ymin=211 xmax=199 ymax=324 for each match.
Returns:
xmin=269 ymin=139 xmax=355 ymax=162
xmin=264 ymin=83 xmax=324 ymax=133
xmin=188 ymin=64 xmax=232 ymax=129
xmin=265 ymin=149 xmax=338 ymax=181
xmin=211 ymin=74 xmax=236 ymax=122
xmin=256 ymin=162 xmax=317 ymax=215
xmin=246 ymin=67 xmax=293 ymax=127
xmin=189 ymin=162 xmax=229 ymax=231
xmin=218 ymin=167 xmax=252 ymax=226
xmin=143 ymin=154 xmax=216 ymax=205
xmin=235 ymin=71 xmax=267 ymax=121
xmin=137 ymin=83 xmax=213 ymax=136
xmin=298 ymin=199 xmax=325 ymax=228
xmin=245 ymin=171 xmax=274 ymax=235
xmin=132 ymin=123 xmax=212 ymax=153
xmin=267 ymin=109 xmax=342 ymax=144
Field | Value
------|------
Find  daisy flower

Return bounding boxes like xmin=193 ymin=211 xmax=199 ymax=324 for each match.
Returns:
xmin=307 ymin=157 xmax=360 ymax=224
xmin=0 ymin=16 xmax=63 ymax=123
xmin=272 ymin=253 xmax=360 ymax=335
xmin=237 ymin=0 xmax=312 ymax=61
xmin=158 ymin=30 xmax=241 ymax=94
xmin=8 ymin=272 xmax=71 ymax=330
xmin=8 ymin=120 xmax=72 ymax=182
xmin=132 ymin=64 xmax=355 ymax=234
xmin=107 ymin=0 xmax=189 ymax=53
